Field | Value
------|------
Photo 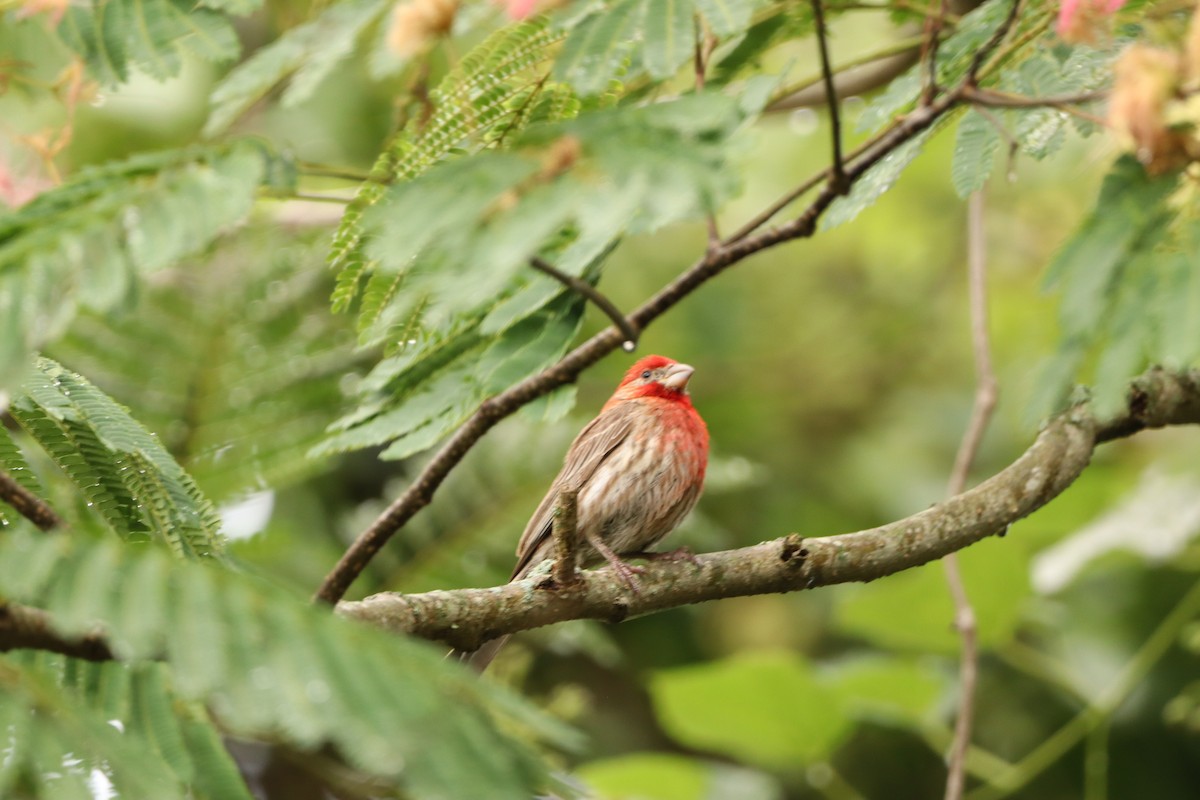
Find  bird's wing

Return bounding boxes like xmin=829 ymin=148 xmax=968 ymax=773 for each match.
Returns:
xmin=510 ymin=407 xmax=635 ymax=580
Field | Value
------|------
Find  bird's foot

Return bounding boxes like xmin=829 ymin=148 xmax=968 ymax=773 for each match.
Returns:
xmin=586 ymin=531 xmax=646 ymax=593
xmin=606 ymin=557 xmax=647 ymax=593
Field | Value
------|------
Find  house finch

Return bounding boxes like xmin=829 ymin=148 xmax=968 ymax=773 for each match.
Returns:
xmin=463 ymin=354 xmax=709 ymax=670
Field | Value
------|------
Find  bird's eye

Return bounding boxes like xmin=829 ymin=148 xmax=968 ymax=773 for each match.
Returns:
xmin=641 ymin=370 xmax=652 ymax=380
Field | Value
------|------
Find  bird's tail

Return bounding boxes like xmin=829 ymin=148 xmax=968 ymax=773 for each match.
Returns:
xmin=451 ymin=634 xmax=511 ymax=673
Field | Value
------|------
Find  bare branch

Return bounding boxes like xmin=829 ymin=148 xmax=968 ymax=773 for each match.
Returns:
xmin=311 ymin=1 xmax=1032 ymax=605
xmin=0 ymin=470 xmax=63 ymax=531
xmin=964 ymin=86 xmax=1108 ymax=125
xmin=921 ymin=0 xmax=951 ymax=105
xmin=529 ymin=257 xmax=639 ymax=350
xmin=314 ymin=84 xmax=967 ymax=605
xmin=313 ymin=88 xmax=964 ymax=605
xmin=0 ymin=603 xmax=112 ymax=661
xmin=943 ymin=189 xmax=997 ymax=800
xmin=694 ymin=20 xmax=721 ymax=247
xmin=338 ymin=369 xmax=1200 ymax=649
xmin=809 ymin=0 xmax=848 ymax=190
xmin=964 ymin=88 xmax=1107 ymax=109
xmin=965 ymin=0 xmax=1023 ymax=85
xmin=767 ymin=36 xmax=923 ymax=112
xmin=4 ymin=373 xmax=1197 ymax=669
xmin=551 ymin=488 xmax=581 ymax=588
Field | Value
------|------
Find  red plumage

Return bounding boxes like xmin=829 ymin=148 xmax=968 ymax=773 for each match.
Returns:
xmin=465 ymin=354 xmax=709 ymax=670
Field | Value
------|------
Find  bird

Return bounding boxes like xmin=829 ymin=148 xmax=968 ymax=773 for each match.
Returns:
xmin=462 ymin=354 xmax=709 ymax=671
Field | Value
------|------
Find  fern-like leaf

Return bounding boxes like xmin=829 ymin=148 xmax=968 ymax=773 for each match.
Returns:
xmin=57 ymin=0 xmax=241 ymax=86
xmin=0 ymin=141 xmax=290 ymax=390
xmin=50 ymin=230 xmax=363 ymax=502
xmin=0 ymin=656 xmax=187 ymax=799
xmin=0 ymin=532 xmax=554 ymax=799
xmin=204 ymin=0 xmax=392 ymax=134
xmin=11 ymin=359 xmax=225 ymax=558
xmin=327 ymin=16 xmax=570 ymax=291
xmin=315 ymin=93 xmax=747 ymax=461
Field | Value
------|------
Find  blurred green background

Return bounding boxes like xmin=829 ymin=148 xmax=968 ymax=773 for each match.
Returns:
xmin=4 ymin=2 xmax=1200 ymax=797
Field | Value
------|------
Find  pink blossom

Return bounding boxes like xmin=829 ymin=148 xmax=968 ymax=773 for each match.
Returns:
xmin=1057 ymin=0 xmax=1127 ymax=43
xmin=0 ymin=156 xmax=49 ymax=209
xmin=496 ymin=0 xmax=540 ymax=19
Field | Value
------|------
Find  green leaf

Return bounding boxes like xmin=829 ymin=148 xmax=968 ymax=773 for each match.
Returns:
xmin=951 ymin=109 xmax=1001 ymax=198
xmin=58 ymin=0 xmax=240 ymax=86
xmin=12 ymin=359 xmax=225 ymax=557
xmin=642 ymin=0 xmax=696 ymax=79
xmin=694 ymin=0 xmax=755 ymax=37
xmin=0 ymin=142 xmax=287 ymax=390
xmin=0 ymin=532 xmax=553 ymax=799
xmin=1159 ymin=248 xmax=1200 ymax=367
xmin=829 ymin=656 xmax=945 ymax=727
xmin=833 ymin=536 xmax=1030 ymax=653
xmin=821 ymin=130 xmax=930 ymax=229
xmin=577 ymin=753 xmax=710 ymax=800
xmin=1008 ymin=55 xmax=1069 ymax=160
xmin=1045 ymin=157 xmax=1176 ymax=339
xmin=650 ymin=651 xmax=851 ymax=769
xmin=554 ymin=0 xmax=646 ymax=96
xmin=204 ymin=0 xmax=391 ymax=134
xmin=0 ymin=656 xmax=186 ymax=800
xmin=50 ymin=230 xmax=362 ymax=502
xmin=321 ymin=93 xmax=746 ymax=460
xmin=328 ymin=17 xmax=568 ymax=291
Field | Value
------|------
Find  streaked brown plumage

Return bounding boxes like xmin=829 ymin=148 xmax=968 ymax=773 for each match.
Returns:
xmin=463 ymin=355 xmax=709 ymax=671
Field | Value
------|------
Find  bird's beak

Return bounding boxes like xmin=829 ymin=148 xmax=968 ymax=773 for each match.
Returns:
xmin=659 ymin=363 xmax=695 ymax=391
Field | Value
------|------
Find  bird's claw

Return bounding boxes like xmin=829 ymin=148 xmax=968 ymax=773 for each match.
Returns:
xmin=608 ymin=559 xmax=646 ymax=594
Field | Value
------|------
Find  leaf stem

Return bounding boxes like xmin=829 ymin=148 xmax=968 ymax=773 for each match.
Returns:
xmin=529 ymin=257 xmax=639 ymax=350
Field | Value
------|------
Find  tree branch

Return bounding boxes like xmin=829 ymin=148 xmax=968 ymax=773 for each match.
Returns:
xmin=943 ymin=189 xmax=996 ymax=800
xmin=0 ymin=470 xmax=63 ymax=531
xmin=337 ymin=369 xmax=1200 ymax=649
xmin=551 ymin=487 xmax=581 ymax=588
xmin=313 ymin=90 xmax=962 ymax=605
xmin=312 ymin=3 xmax=1026 ymax=606
xmin=529 ymin=257 xmax=639 ymax=351
xmin=0 ymin=603 xmax=112 ymax=661
xmin=6 ymin=371 xmax=1198 ymax=668
xmin=809 ymin=0 xmax=847 ymax=190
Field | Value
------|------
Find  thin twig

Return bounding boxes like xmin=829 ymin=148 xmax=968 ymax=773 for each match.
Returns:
xmin=921 ymin=0 xmax=950 ymax=105
xmin=0 ymin=470 xmax=63 ymax=532
xmin=966 ymin=0 xmax=1023 ymax=85
xmin=277 ymin=192 xmax=353 ymax=204
xmin=0 ymin=602 xmax=111 ymax=661
xmin=964 ymin=87 xmax=1107 ymax=109
xmin=767 ymin=35 xmax=926 ymax=112
xmin=694 ymin=20 xmax=721 ymax=248
xmin=943 ymin=189 xmax=997 ymax=800
xmin=551 ymin=488 xmax=581 ymax=588
xmin=723 ymin=134 xmax=878 ymax=245
xmin=312 ymin=3 xmax=1029 ymax=603
xmin=972 ymin=105 xmax=1020 ymax=177
xmin=315 ymin=91 xmax=966 ymax=605
xmin=964 ymin=86 xmax=1108 ymax=126
xmin=974 ymin=3 xmax=1046 ymax=84
xmin=809 ymin=0 xmax=847 ymax=191
xmin=529 ymin=257 xmax=639 ymax=350
xmin=297 ymin=163 xmax=375 ymax=182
